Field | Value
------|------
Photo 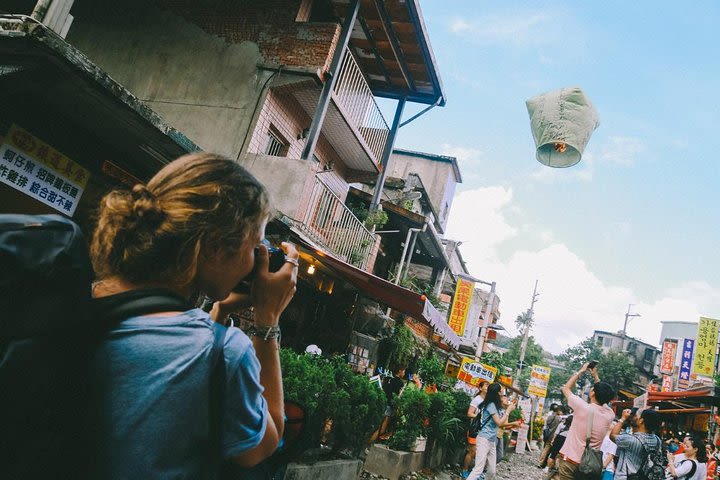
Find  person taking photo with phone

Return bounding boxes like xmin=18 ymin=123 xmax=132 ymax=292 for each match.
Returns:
xmin=550 ymin=362 xmax=616 ymax=480
xmin=466 ymin=383 xmax=522 ymax=480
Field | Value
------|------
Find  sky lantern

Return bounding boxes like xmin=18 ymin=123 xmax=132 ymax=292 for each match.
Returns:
xmin=526 ymin=86 xmax=600 ymax=168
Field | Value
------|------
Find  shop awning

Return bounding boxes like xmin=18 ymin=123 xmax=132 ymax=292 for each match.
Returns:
xmin=295 ymin=236 xmax=460 ymax=348
xmin=648 ymin=386 xmax=720 ymax=408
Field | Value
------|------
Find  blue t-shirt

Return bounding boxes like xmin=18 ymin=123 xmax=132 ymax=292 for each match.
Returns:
xmin=88 ymin=308 xmax=268 ymax=479
xmin=477 ymin=402 xmax=500 ymax=439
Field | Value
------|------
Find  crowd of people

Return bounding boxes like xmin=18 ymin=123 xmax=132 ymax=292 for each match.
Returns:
xmin=458 ymin=362 xmax=719 ymax=480
xmin=535 ymin=363 xmax=718 ymax=480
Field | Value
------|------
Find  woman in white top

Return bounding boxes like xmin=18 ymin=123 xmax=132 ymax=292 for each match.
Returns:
xmin=667 ymin=435 xmax=707 ymax=480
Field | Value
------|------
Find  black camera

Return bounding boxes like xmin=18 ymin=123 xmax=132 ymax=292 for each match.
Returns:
xmin=232 ymin=240 xmax=286 ymax=293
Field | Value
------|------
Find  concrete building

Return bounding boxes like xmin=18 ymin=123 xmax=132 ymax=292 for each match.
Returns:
xmin=1 ymin=0 xmax=464 ymax=361
xmin=592 ymin=330 xmax=660 ymax=391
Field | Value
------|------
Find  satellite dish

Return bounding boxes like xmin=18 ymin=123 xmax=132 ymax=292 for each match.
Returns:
xmin=526 ymin=86 xmax=600 ymax=168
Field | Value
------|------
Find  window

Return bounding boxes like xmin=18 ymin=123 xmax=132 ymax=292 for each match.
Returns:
xmin=603 ymin=337 xmax=612 ymax=347
xmin=644 ymin=348 xmax=654 ymax=361
xmin=264 ymin=128 xmax=288 ymax=157
xmin=596 ymin=336 xmax=604 ymax=345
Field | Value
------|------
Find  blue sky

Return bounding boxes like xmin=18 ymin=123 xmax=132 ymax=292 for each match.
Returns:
xmin=389 ymin=1 xmax=720 ymax=353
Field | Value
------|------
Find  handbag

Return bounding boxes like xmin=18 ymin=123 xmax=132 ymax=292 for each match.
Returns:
xmin=575 ymin=408 xmax=603 ymax=480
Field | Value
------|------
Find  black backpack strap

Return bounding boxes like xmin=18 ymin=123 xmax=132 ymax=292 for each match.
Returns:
xmin=92 ymin=288 xmax=193 ymax=325
xmin=208 ymin=323 xmax=227 ymax=476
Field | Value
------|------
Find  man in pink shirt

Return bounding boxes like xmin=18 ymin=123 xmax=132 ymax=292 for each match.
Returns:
xmin=552 ymin=362 xmax=616 ymax=480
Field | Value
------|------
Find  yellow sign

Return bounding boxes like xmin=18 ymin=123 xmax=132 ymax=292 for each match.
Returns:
xmin=457 ymin=357 xmax=497 ymax=386
xmin=692 ymin=317 xmax=720 ymax=377
xmin=528 ymin=365 xmax=552 ymax=397
xmin=448 ymin=278 xmax=474 ymax=335
xmin=6 ymin=125 xmax=89 ymax=188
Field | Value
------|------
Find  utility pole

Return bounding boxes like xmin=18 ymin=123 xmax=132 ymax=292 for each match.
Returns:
xmin=622 ymin=304 xmax=641 ymax=336
xmin=514 ymin=280 xmax=539 ymax=388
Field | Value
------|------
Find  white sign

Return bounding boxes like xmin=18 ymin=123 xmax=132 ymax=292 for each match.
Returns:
xmin=0 ymin=143 xmax=84 ymax=215
xmin=515 ymin=423 xmax=530 ymax=453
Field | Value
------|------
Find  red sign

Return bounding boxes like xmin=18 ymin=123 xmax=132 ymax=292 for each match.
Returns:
xmin=661 ymin=375 xmax=673 ymax=392
xmin=660 ymin=340 xmax=677 ymax=374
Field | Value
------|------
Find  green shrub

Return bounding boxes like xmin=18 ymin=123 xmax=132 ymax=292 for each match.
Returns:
xmin=427 ymin=391 xmax=464 ymax=453
xmin=418 ymin=354 xmax=445 ymax=387
xmin=388 ymin=384 xmax=430 ymax=451
xmin=508 ymin=407 xmax=523 ymax=423
xmin=279 ymin=349 xmax=386 ymax=457
xmin=330 ymin=356 xmax=386 ymax=454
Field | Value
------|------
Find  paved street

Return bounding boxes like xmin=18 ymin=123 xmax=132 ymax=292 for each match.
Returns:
xmin=362 ymin=449 xmax=547 ymax=480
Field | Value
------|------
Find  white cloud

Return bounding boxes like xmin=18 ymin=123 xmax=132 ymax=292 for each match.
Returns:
xmin=529 ymin=136 xmax=647 ymax=183
xmin=440 ymin=143 xmax=485 ymax=180
xmin=445 ymin=185 xmax=720 ymax=354
xmin=448 ymin=13 xmax=554 ymax=47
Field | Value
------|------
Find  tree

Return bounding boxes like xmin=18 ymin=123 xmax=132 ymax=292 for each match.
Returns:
xmin=479 ymin=350 xmax=509 ymax=375
xmin=550 ymin=337 xmax=637 ymax=398
xmin=597 ymin=350 xmax=636 ymax=391
xmin=504 ymin=335 xmax=547 ymax=391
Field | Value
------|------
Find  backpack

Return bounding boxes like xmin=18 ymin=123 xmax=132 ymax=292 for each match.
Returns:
xmin=633 ymin=433 xmax=666 ymax=480
xmin=0 ymin=214 xmax=194 ymax=479
xmin=468 ymin=405 xmax=493 ymax=438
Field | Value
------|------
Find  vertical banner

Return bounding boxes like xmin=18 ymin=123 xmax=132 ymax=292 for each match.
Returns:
xmin=678 ymin=339 xmax=695 ymax=389
xmin=528 ymin=365 xmax=552 ymax=398
xmin=660 ymin=340 xmax=677 ymax=375
xmin=692 ymin=317 xmax=720 ymax=377
xmin=447 ymin=277 xmax=475 ymax=335
xmin=661 ymin=375 xmax=673 ymax=392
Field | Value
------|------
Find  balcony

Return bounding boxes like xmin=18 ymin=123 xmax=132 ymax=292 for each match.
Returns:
xmin=288 ymin=47 xmax=390 ymax=173
xmin=297 ymin=173 xmax=377 ymax=270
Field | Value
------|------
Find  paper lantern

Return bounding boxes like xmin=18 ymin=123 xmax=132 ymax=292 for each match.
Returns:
xmin=526 ymin=87 xmax=600 ymax=168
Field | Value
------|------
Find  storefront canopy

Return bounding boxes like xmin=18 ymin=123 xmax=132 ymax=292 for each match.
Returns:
xmin=295 ymin=236 xmax=460 ymax=349
xmin=648 ymin=386 xmax=720 ymax=408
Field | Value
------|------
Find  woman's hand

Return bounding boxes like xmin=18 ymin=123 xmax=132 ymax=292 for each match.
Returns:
xmin=252 ymin=242 xmax=298 ymax=327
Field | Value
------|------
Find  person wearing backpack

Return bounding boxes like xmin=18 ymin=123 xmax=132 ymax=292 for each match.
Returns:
xmin=461 ymin=381 xmax=490 ymax=478
xmin=86 ymin=153 xmax=298 ymax=478
xmin=551 ymin=362 xmax=615 ymax=480
xmin=666 ymin=435 xmax=708 ymax=480
xmin=610 ymin=408 xmax=663 ymax=480
xmin=466 ymin=383 xmax=521 ymax=480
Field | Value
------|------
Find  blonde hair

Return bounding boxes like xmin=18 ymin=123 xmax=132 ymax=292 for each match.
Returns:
xmin=91 ymin=152 xmax=270 ymax=288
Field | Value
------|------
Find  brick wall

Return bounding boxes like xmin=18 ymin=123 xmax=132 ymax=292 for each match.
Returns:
xmin=157 ymin=0 xmax=340 ymax=75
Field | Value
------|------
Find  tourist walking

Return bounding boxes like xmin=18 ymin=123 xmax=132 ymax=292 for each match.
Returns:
xmin=539 ymin=404 xmax=563 ymax=468
xmin=466 ymin=383 xmax=521 ymax=480
xmin=666 ymin=435 xmax=708 ymax=480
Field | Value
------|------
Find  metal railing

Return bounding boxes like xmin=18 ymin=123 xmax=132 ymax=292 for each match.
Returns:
xmin=333 ymin=48 xmax=390 ymax=163
xmin=300 ymin=174 xmax=376 ymax=269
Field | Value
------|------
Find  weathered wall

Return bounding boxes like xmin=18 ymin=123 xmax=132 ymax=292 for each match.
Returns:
xmin=387 ymin=151 xmax=458 ymax=230
xmin=238 ymin=152 xmax=317 ymax=220
xmin=66 ymin=0 xmax=291 ymax=157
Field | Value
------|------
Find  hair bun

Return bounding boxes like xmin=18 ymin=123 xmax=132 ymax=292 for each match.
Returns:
xmin=130 ymin=184 xmax=165 ymax=225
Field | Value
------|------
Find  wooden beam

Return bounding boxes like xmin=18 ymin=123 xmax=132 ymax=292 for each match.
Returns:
xmin=357 ymin=16 xmax=392 ymax=85
xmin=372 ymin=0 xmax=415 ymax=92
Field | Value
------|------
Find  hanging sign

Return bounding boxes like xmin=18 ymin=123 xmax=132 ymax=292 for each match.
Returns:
xmin=457 ymin=357 xmax=497 ymax=386
xmin=660 ymin=339 xmax=677 ymax=374
xmin=448 ymin=277 xmax=475 ymax=335
xmin=678 ymin=339 xmax=695 ymax=388
xmin=0 ymin=125 xmax=89 ymax=216
xmin=692 ymin=317 xmax=720 ymax=377
xmin=661 ymin=375 xmax=673 ymax=392
xmin=528 ymin=365 xmax=552 ymax=398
